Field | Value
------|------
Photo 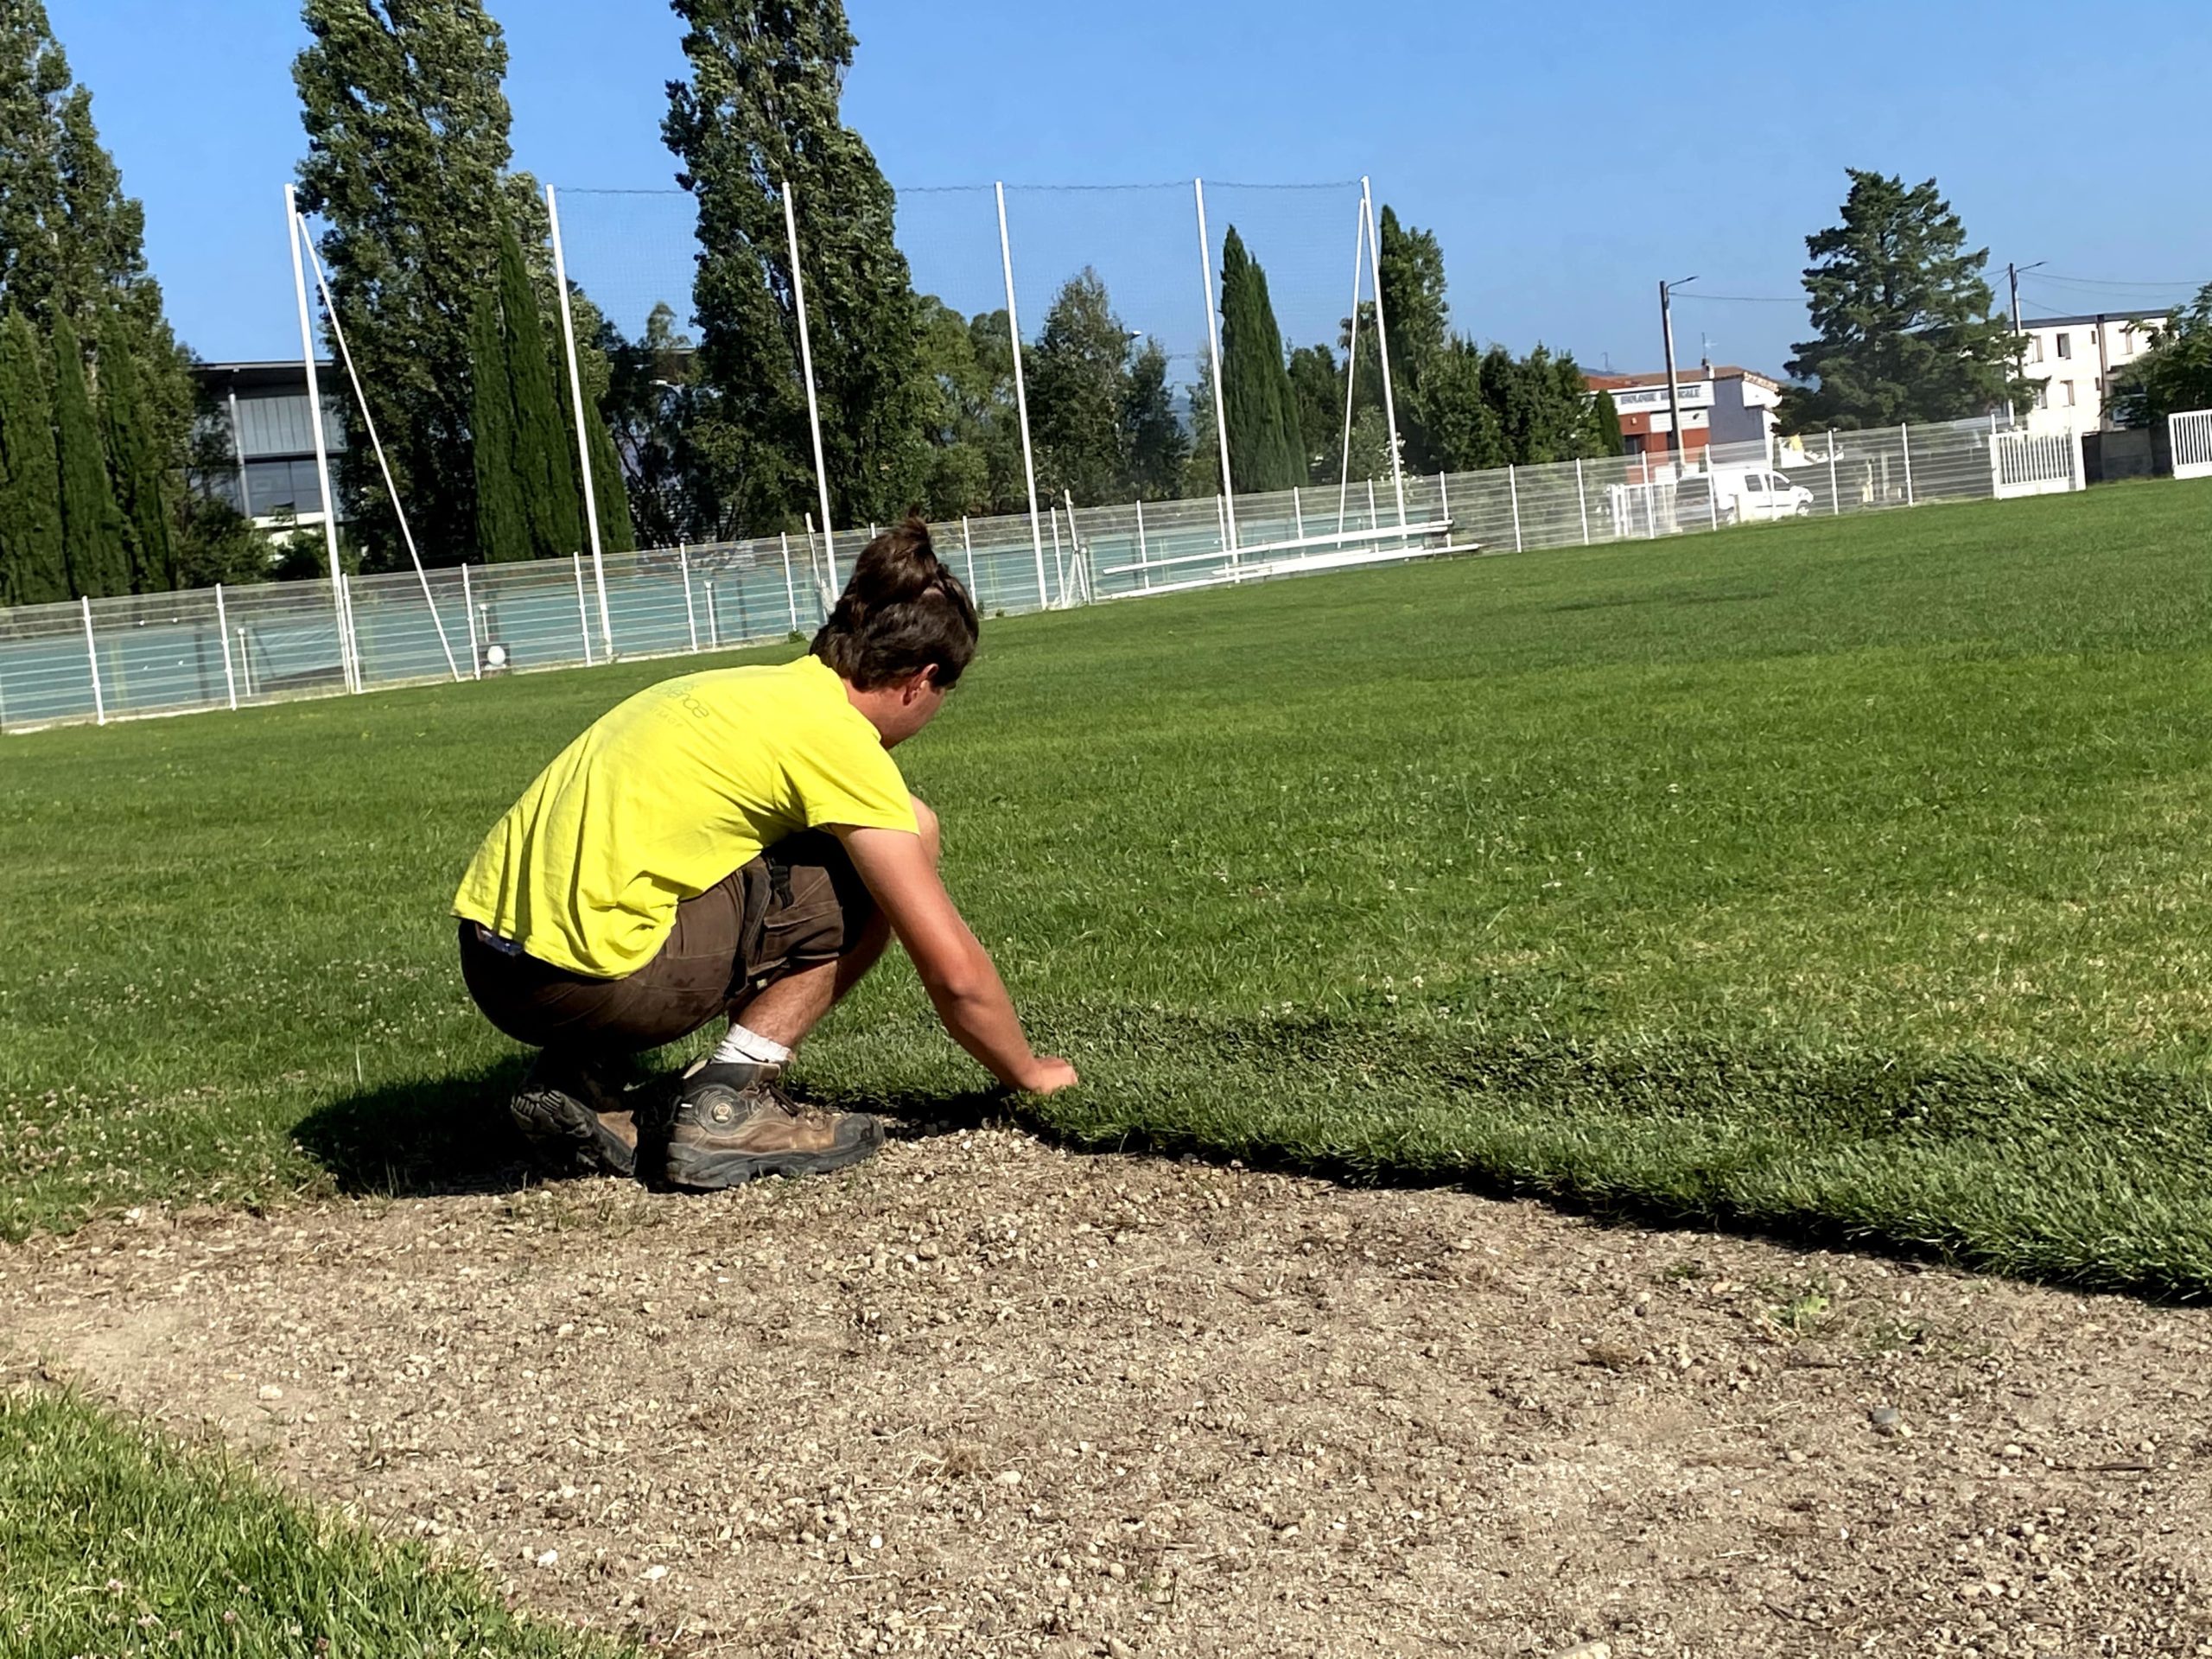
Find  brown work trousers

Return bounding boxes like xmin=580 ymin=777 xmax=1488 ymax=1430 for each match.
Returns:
xmin=458 ymin=832 xmax=873 ymax=1055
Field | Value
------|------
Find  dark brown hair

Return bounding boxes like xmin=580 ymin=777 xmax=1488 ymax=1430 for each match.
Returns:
xmin=810 ymin=516 xmax=980 ymax=691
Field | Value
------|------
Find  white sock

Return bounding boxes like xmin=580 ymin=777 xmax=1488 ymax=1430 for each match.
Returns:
xmin=711 ymin=1023 xmax=792 ymax=1067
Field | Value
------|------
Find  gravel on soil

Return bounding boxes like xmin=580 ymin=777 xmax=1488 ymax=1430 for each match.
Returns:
xmin=5 ymin=1122 xmax=2212 ymax=1658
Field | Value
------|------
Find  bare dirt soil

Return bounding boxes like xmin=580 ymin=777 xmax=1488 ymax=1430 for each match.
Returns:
xmin=6 ymin=1122 xmax=2212 ymax=1658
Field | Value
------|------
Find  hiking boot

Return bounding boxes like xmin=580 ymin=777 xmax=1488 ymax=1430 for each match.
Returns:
xmin=508 ymin=1051 xmax=639 ymax=1178
xmin=654 ymin=1057 xmax=883 ymax=1192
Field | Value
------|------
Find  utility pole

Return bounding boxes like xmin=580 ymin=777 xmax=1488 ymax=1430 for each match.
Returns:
xmin=2006 ymin=261 xmax=2044 ymax=424
xmin=1660 ymin=275 xmax=1697 ymax=470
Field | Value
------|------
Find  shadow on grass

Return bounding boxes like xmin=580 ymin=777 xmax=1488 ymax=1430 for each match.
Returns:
xmin=291 ymin=1057 xmax=541 ymax=1200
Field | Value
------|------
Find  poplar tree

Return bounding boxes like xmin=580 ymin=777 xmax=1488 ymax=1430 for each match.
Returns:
xmin=295 ymin=0 xmax=537 ymax=563
xmin=1122 ymin=338 xmax=1186 ymax=501
xmin=0 ymin=309 xmax=66 ymax=606
xmin=97 ymin=309 xmax=171 ymax=591
xmin=50 ymin=312 xmax=126 ymax=597
xmin=665 ymin=0 xmax=931 ymax=531
xmin=1217 ymin=227 xmax=1303 ymax=493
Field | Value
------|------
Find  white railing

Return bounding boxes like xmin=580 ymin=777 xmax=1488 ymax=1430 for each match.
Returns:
xmin=0 ymin=413 xmax=2088 ymax=734
xmin=2171 ymin=410 xmax=2212 ymax=481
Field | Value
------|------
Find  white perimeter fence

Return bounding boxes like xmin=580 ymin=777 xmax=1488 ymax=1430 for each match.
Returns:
xmin=0 ymin=412 xmax=2120 ymax=734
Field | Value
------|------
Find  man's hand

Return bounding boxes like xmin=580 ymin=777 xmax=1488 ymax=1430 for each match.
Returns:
xmin=1019 ymin=1055 xmax=1080 ymax=1094
xmin=842 ymin=823 xmax=1065 ymax=1091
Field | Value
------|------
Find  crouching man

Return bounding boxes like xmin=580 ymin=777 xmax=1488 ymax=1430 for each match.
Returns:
xmin=450 ymin=519 xmax=1077 ymax=1191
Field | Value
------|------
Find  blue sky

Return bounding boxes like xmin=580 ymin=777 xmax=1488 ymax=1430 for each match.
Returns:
xmin=59 ymin=0 xmax=2212 ymax=380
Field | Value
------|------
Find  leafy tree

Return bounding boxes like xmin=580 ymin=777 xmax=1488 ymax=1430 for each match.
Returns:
xmin=50 ymin=312 xmax=126 ymax=597
xmin=1028 ymin=270 xmax=1130 ymax=506
xmin=912 ymin=296 xmax=1026 ymax=519
xmin=1217 ymin=227 xmax=1302 ymax=493
xmin=96 ymin=308 xmax=170 ymax=591
xmin=2110 ymin=284 xmax=2212 ymax=429
xmin=582 ymin=394 xmax=636 ymax=554
xmin=1122 ymin=338 xmax=1185 ymax=501
xmin=1181 ymin=355 xmax=1221 ymax=499
xmin=0 ymin=308 xmax=66 ymax=606
xmin=665 ymin=0 xmax=931 ymax=532
xmin=602 ymin=301 xmax=707 ymax=546
xmin=295 ymin=0 xmax=541 ymax=564
xmin=1782 ymin=169 xmax=2024 ymax=430
xmin=171 ymin=499 xmax=269 ymax=589
xmin=1416 ymin=341 xmax=1505 ymax=473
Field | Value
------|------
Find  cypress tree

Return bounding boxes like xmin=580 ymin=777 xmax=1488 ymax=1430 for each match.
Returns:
xmin=3 ymin=3 xmax=194 ymax=585
xmin=96 ymin=308 xmax=171 ymax=591
xmin=296 ymin=0 xmax=537 ymax=563
xmin=50 ymin=311 xmax=125 ymax=597
xmin=0 ymin=309 xmax=67 ymax=607
xmin=497 ymin=219 xmax=582 ymax=560
xmin=665 ymin=0 xmax=932 ymax=531
xmin=467 ymin=288 xmax=526 ymax=563
xmin=1217 ymin=227 xmax=1303 ymax=493
xmin=586 ymin=403 xmax=635 ymax=554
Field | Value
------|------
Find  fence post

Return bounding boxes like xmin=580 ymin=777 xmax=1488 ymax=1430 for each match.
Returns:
xmin=780 ymin=533 xmax=798 ymax=634
xmin=82 ymin=596 xmax=105 ymax=725
xmin=1575 ymin=456 xmax=1590 ymax=544
xmin=1642 ymin=454 xmax=1656 ymax=538
xmin=214 ymin=584 xmax=238 ymax=710
xmin=340 ymin=572 xmax=363 ymax=688
xmin=1437 ymin=470 xmax=1450 ymax=527
xmin=2069 ymin=422 xmax=2087 ymax=492
xmin=705 ymin=580 xmax=721 ymax=649
xmin=572 ymin=551 xmax=594 ymax=666
xmin=1292 ymin=485 xmax=1305 ymax=543
xmin=1049 ymin=505 xmax=1067 ymax=604
xmin=1365 ymin=477 xmax=1377 ymax=530
xmin=1827 ymin=431 xmax=1840 ymax=515
xmin=237 ymin=628 xmax=253 ymax=698
xmin=1508 ymin=465 xmax=1523 ymax=552
xmin=1135 ymin=499 xmax=1151 ymax=590
xmin=1900 ymin=423 xmax=1915 ymax=505
xmin=960 ymin=516 xmax=977 ymax=595
xmin=1707 ymin=461 xmax=1720 ymax=531
xmin=461 ymin=565 xmax=480 ymax=679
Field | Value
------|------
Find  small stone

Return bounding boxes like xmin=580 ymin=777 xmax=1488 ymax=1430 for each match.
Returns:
xmin=993 ymin=1469 xmax=1022 ymax=1486
xmin=642 ymin=1565 xmax=669 ymax=1582
xmin=534 ymin=1548 xmax=558 ymax=1568
xmin=1554 ymin=1643 xmax=1611 ymax=1659
xmin=1107 ymin=1641 xmax=1135 ymax=1659
xmin=1871 ymin=1406 xmax=1904 ymax=1437
xmin=256 ymin=1385 xmax=283 ymax=1402
xmin=1784 ymin=1448 xmax=1808 ymax=1465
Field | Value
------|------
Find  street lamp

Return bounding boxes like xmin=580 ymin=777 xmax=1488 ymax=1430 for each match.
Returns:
xmin=1659 ymin=275 xmax=1699 ymax=467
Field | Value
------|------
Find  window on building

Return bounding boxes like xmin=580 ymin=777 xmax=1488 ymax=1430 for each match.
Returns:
xmin=2056 ymin=334 xmax=2072 ymax=359
xmin=244 ymin=457 xmax=326 ymax=519
xmin=2034 ymin=384 xmax=2049 ymax=409
xmin=2031 ymin=337 xmax=2044 ymax=363
xmin=2063 ymin=381 xmax=2077 ymax=407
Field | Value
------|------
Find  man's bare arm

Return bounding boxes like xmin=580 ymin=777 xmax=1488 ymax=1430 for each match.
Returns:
xmin=840 ymin=825 xmax=1077 ymax=1093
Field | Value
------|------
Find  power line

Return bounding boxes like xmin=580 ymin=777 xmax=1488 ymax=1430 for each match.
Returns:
xmin=2024 ymin=271 xmax=2204 ymax=292
xmin=1670 ymin=290 xmax=1802 ymax=304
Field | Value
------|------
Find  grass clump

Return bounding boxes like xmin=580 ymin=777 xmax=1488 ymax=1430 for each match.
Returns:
xmin=0 ymin=1386 xmax=632 ymax=1658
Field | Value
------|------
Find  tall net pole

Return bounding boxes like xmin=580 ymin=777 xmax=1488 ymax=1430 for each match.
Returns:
xmin=1336 ymin=193 xmax=1368 ymax=536
xmin=547 ymin=185 xmax=613 ymax=659
xmin=1194 ymin=178 xmax=1237 ymax=554
xmin=1360 ymin=177 xmax=1408 ymax=530
xmin=302 ymin=237 xmax=461 ymax=683
xmin=284 ymin=185 xmax=358 ymax=693
xmin=995 ymin=181 xmax=1048 ymax=607
xmin=782 ymin=181 xmax=839 ymax=593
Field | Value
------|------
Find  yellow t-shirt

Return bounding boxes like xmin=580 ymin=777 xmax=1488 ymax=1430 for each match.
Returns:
xmin=452 ymin=655 xmax=918 ymax=977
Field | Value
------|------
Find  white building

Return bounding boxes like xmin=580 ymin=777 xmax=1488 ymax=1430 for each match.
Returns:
xmin=2018 ymin=308 xmax=2164 ymax=435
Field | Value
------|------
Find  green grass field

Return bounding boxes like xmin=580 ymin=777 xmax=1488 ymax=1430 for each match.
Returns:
xmin=4 ymin=480 xmax=2211 ymax=1652
xmin=3 ymin=483 xmax=2211 ymax=1290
